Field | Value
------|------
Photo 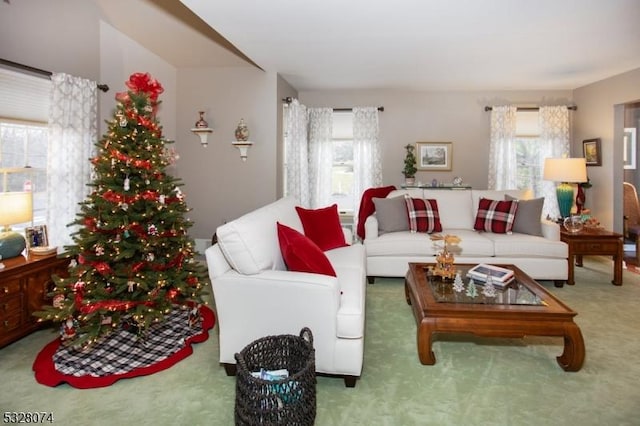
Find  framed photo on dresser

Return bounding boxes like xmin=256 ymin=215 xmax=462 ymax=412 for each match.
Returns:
xmin=25 ymin=225 xmax=48 ymax=249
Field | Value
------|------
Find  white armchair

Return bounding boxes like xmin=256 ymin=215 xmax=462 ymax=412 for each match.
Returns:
xmin=205 ymin=197 xmax=367 ymax=387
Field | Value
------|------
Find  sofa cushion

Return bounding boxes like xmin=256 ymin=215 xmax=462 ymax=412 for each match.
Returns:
xmin=372 ymin=196 xmax=409 ymax=234
xmin=216 ymin=196 xmax=303 ymax=275
xmin=404 ymin=195 xmax=443 ymax=233
xmin=473 ymin=198 xmax=519 ymax=233
xmin=277 ymin=223 xmax=337 ymax=277
xmin=484 ymin=232 xmax=568 ymax=258
xmin=422 ymin=189 xmax=475 ymax=229
xmin=296 ymin=204 xmax=347 ymax=251
xmin=364 ymin=228 xmax=495 ymax=257
xmin=472 ymin=189 xmax=531 ymax=218
xmin=505 ymin=195 xmax=544 ymax=236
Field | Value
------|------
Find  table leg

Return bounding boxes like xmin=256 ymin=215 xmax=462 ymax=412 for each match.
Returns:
xmin=613 ymin=240 xmax=623 ymax=286
xmin=566 ymin=256 xmax=575 ymax=285
xmin=557 ymin=323 xmax=585 ymax=372
xmin=417 ymin=320 xmax=436 ymax=365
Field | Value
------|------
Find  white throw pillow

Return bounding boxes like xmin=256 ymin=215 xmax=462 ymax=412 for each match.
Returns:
xmin=216 ymin=196 xmax=303 ymax=275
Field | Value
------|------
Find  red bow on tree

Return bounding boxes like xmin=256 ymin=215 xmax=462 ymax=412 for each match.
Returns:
xmin=125 ymin=72 xmax=164 ymax=101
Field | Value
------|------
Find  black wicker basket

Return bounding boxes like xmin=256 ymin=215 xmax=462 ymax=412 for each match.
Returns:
xmin=234 ymin=328 xmax=316 ymax=425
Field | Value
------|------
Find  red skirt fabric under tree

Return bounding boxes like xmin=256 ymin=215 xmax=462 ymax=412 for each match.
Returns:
xmin=33 ymin=305 xmax=215 ymax=389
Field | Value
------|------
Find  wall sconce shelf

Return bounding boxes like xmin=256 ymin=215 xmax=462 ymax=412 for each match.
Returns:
xmin=191 ymin=127 xmax=213 ymax=147
xmin=232 ymin=141 xmax=253 ymax=161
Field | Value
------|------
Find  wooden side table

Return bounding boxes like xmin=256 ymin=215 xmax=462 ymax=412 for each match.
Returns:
xmin=0 ymin=252 xmax=70 ymax=348
xmin=560 ymin=227 xmax=623 ymax=286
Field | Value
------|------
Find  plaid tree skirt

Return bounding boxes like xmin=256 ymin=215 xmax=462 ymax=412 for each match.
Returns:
xmin=33 ymin=305 xmax=215 ymax=389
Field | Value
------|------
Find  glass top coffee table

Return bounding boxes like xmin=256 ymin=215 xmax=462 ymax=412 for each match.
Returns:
xmin=404 ymin=263 xmax=585 ymax=371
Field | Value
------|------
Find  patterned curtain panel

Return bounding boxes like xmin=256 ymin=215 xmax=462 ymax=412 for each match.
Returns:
xmin=308 ymin=108 xmax=333 ymax=208
xmin=47 ymin=73 xmax=97 ymax=248
xmin=353 ymin=107 xmax=382 ymax=225
xmin=539 ymin=105 xmax=571 ymax=219
xmin=488 ymin=105 xmax=518 ymax=190
xmin=284 ymin=99 xmax=310 ymax=207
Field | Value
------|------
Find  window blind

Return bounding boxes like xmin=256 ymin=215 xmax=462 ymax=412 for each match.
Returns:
xmin=0 ymin=66 xmax=51 ymax=123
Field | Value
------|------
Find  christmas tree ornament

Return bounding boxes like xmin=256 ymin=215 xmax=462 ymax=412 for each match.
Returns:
xmin=53 ymin=294 xmax=65 ymax=309
xmin=61 ymin=318 xmax=77 ymax=340
xmin=124 ymin=176 xmax=130 ymax=191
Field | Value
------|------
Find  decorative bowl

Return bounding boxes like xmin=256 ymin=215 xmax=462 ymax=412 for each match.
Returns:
xmin=563 ymin=216 xmax=584 ymax=233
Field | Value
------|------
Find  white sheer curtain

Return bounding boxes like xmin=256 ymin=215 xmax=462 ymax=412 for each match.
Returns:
xmin=307 ymin=107 xmax=333 ymax=208
xmin=47 ymin=73 xmax=97 ymax=248
xmin=539 ymin=106 xmax=571 ymax=219
xmin=488 ymin=105 xmax=518 ymax=189
xmin=283 ymin=99 xmax=310 ymax=206
xmin=353 ymin=107 xmax=382 ymax=224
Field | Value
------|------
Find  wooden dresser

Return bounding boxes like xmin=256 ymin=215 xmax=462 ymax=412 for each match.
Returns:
xmin=0 ymin=253 xmax=70 ymax=348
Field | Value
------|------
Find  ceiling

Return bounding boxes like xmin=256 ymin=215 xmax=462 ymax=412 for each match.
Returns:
xmin=102 ymin=0 xmax=640 ymax=92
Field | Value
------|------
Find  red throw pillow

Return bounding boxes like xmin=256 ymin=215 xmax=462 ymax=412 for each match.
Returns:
xmin=295 ymin=204 xmax=347 ymax=251
xmin=404 ymin=195 xmax=443 ymax=233
xmin=474 ymin=198 xmax=519 ymax=233
xmin=277 ymin=223 xmax=337 ymax=277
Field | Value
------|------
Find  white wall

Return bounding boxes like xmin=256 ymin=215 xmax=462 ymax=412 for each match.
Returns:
xmin=0 ymin=0 xmax=100 ymax=81
xmin=573 ymin=68 xmax=640 ymax=231
xmin=176 ymin=67 xmax=279 ymax=241
xmin=99 ymin=21 xmax=177 ymax=141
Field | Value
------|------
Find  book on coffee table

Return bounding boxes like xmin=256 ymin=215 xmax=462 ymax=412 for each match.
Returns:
xmin=466 ymin=263 xmax=515 ymax=286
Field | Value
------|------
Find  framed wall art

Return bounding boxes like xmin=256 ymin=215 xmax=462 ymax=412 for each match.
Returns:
xmin=416 ymin=142 xmax=452 ymax=171
xmin=582 ymin=138 xmax=601 ymax=166
xmin=624 ymin=128 xmax=636 ymax=170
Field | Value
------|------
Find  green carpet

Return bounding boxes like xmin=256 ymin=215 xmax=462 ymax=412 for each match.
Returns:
xmin=1 ymin=256 xmax=639 ymax=425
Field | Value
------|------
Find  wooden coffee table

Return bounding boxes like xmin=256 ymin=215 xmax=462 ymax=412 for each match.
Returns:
xmin=405 ymin=263 xmax=585 ymax=371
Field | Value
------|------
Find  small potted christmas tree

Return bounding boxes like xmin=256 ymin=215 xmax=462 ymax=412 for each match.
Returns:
xmin=403 ymin=144 xmax=417 ymax=185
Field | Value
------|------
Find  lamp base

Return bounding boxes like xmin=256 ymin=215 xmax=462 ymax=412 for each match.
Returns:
xmin=0 ymin=231 xmax=27 ymax=260
xmin=556 ymin=182 xmax=575 ymax=219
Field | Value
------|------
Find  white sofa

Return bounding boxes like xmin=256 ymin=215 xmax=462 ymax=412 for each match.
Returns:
xmin=205 ymin=196 xmax=367 ymax=387
xmin=364 ymin=188 xmax=568 ymax=285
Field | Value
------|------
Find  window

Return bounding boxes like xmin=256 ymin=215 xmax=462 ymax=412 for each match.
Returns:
xmin=0 ymin=121 xmax=48 ymax=228
xmin=0 ymin=67 xmax=51 ymax=231
xmin=329 ymin=112 xmax=354 ymax=213
xmin=514 ymin=111 xmax=544 ymax=196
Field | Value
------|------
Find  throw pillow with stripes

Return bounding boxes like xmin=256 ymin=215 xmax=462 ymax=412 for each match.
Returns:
xmin=473 ymin=198 xmax=519 ymax=233
xmin=404 ymin=195 xmax=443 ymax=233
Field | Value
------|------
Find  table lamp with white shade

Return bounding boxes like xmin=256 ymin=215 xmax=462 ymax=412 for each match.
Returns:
xmin=543 ymin=157 xmax=587 ymax=219
xmin=0 ymin=191 xmax=33 ymax=259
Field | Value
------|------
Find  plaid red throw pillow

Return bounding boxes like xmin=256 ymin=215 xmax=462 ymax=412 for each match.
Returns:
xmin=474 ymin=198 xmax=519 ymax=233
xmin=404 ymin=195 xmax=443 ymax=233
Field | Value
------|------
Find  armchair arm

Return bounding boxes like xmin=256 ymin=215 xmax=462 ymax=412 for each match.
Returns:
xmin=212 ymin=269 xmax=341 ymax=364
xmin=364 ymin=214 xmax=379 ymax=240
xmin=541 ymin=219 xmax=561 ymax=241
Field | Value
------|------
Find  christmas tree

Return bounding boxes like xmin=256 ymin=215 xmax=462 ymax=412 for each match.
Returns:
xmin=35 ymin=73 xmax=207 ymax=347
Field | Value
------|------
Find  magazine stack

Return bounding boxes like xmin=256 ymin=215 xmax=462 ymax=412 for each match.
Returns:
xmin=466 ymin=263 xmax=515 ymax=287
